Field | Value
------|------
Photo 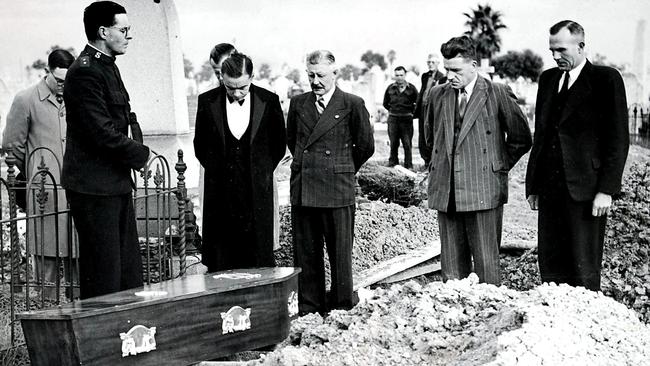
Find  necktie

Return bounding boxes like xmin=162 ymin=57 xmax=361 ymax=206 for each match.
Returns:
xmin=56 ymin=95 xmax=63 ymax=104
xmin=458 ymin=88 xmax=468 ymax=120
xmin=559 ymin=71 xmax=569 ymax=95
xmin=316 ymin=97 xmax=325 ymax=115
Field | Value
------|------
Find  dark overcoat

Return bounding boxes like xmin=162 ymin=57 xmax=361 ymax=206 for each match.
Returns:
xmin=194 ymin=84 xmax=286 ymax=271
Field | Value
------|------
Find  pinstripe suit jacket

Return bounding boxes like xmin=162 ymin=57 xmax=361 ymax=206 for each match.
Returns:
xmin=424 ymin=76 xmax=532 ymax=212
xmin=287 ymin=87 xmax=374 ymax=207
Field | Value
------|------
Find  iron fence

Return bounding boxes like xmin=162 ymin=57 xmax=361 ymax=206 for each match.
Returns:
xmin=0 ymin=148 xmax=193 ymax=347
xmin=629 ymin=104 xmax=650 ymax=148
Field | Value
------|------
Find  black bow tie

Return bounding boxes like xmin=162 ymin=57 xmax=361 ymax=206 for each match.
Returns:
xmin=56 ymin=95 xmax=64 ymax=104
xmin=227 ymin=95 xmax=245 ymax=106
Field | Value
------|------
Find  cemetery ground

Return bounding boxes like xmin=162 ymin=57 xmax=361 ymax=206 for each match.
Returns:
xmin=1 ymin=125 xmax=650 ymax=365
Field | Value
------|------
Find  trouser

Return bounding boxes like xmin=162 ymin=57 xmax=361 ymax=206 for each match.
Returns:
xmin=291 ymin=205 xmax=356 ymax=314
xmin=538 ymin=185 xmax=606 ymax=291
xmin=387 ymin=115 xmax=414 ymax=168
xmin=437 ymin=206 xmax=503 ymax=285
xmin=67 ymin=191 xmax=142 ymax=299
xmin=417 ymin=114 xmax=431 ymax=167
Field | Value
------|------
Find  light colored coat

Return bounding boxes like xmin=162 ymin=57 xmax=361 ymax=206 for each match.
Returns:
xmin=424 ymin=76 xmax=532 ymax=212
xmin=2 ymin=79 xmax=75 ymax=257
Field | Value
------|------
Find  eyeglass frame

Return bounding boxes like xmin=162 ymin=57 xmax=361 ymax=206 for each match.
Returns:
xmin=105 ymin=25 xmax=131 ymax=37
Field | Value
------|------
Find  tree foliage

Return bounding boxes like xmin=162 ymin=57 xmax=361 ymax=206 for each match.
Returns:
xmin=183 ymin=55 xmax=194 ymax=78
xmin=196 ymin=60 xmax=214 ymax=82
xmin=360 ymin=50 xmax=387 ymax=70
xmin=592 ymin=53 xmax=626 ymax=73
xmin=257 ymin=63 xmax=272 ymax=80
xmin=491 ymin=49 xmax=544 ymax=81
xmin=463 ymin=4 xmax=506 ymax=60
xmin=339 ymin=64 xmax=362 ymax=81
xmin=286 ymin=68 xmax=302 ymax=84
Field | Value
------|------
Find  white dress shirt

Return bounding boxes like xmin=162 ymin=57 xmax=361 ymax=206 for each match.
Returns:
xmin=557 ymin=57 xmax=587 ymax=92
xmin=226 ymin=94 xmax=251 ymax=140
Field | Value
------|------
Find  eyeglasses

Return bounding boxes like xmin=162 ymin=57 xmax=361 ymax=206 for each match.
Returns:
xmin=107 ymin=26 xmax=131 ymax=37
xmin=53 ymin=76 xmax=65 ymax=85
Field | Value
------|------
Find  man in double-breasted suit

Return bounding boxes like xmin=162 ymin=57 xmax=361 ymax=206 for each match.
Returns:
xmin=425 ymin=36 xmax=532 ymax=285
xmin=416 ymin=54 xmax=447 ymax=168
xmin=526 ymin=20 xmax=629 ymax=291
xmin=194 ymin=52 xmax=286 ymax=273
xmin=287 ymin=50 xmax=374 ymax=315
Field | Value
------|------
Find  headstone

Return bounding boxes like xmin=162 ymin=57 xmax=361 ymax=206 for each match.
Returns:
xmin=478 ymin=58 xmax=495 ymax=79
xmin=116 ymin=0 xmax=189 ymax=135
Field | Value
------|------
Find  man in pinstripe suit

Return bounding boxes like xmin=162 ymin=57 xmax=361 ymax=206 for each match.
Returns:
xmin=287 ymin=50 xmax=374 ymax=314
xmin=424 ymin=36 xmax=532 ymax=284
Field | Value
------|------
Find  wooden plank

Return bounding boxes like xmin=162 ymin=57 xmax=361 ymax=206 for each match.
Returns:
xmin=353 ymin=240 xmax=440 ymax=290
xmin=378 ymin=258 xmax=441 ymax=284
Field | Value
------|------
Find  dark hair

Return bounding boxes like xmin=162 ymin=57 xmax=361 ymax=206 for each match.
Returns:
xmin=440 ymin=36 xmax=477 ymax=61
xmin=221 ymin=52 xmax=253 ymax=78
xmin=306 ymin=50 xmax=336 ymax=65
xmin=48 ymin=49 xmax=75 ymax=70
xmin=550 ymin=20 xmax=585 ymax=39
xmin=394 ymin=66 xmax=407 ymax=73
xmin=209 ymin=43 xmax=236 ymax=64
xmin=83 ymin=1 xmax=126 ymax=41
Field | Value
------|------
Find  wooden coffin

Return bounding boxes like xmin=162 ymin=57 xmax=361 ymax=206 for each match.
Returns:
xmin=18 ymin=267 xmax=301 ymax=366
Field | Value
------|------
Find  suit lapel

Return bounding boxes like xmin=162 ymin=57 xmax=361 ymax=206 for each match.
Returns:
xmin=209 ymin=87 xmax=227 ymax=147
xmin=558 ymin=61 xmax=592 ymax=126
xmin=300 ymin=92 xmax=319 ymax=133
xmin=305 ymin=88 xmax=347 ymax=149
xmin=249 ymin=85 xmax=265 ymax=144
xmin=441 ymin=85 xmax=456 ymax=158
xmin=456 ymin=76 xmax=489 ymax=148
xmin=540 ymin=70 xmax=563 ymax=133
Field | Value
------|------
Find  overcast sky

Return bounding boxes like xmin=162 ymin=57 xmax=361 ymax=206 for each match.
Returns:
xmin=1 ymin=0 xmax=648 ymax=79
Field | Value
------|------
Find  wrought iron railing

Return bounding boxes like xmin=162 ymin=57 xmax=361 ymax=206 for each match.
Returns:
xmin=0 ymin=148 xmax=192 ymax=348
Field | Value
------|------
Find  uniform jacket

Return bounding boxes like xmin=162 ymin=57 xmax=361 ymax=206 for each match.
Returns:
xmin=2 ymin=78 xmax=74 ymax=257
xmin=287 ymin=87 xmax=374 ymax=207
xmin=193 ymin=84 xmax=287 ymax=270
xmin=526 ymin=61 xmax=629 ymax=201
xmin=425 ymin=76 xmax=532 ymax=212
xmin=62 ymin=45 xmax=149 ymax=195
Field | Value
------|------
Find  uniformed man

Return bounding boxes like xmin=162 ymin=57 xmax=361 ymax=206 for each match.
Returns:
xmin=62 ymin=1 xmax=150 ymax=299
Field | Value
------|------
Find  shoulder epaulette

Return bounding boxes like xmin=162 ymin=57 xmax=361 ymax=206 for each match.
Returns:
xmin=79 ymin=56 xmax=90 ymax=67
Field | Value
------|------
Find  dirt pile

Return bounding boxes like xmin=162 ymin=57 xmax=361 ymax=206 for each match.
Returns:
xmin=275 ymin=201 xmax=438 ymax=275
xmin=251 ymin=275 xmax=650 ymax=366
xmin=501 ymin=162 xmax=650 ymax=323
xmin=357 ymin=162 xmax=427 ymax=207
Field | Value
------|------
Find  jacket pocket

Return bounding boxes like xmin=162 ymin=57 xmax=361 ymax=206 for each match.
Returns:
xmin=592 ymin=158 xmax=601 ymax=169
xmin=491 ymin=160 xmax=509 ymax=172
xmin=334 ymin=164 xmax=355 ymax=173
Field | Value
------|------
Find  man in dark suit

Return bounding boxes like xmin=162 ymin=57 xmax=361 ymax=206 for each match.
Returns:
xmin=526 ymin=20 xmax=629 ymax=291
xmin=424 ymin=36 xmax=531 ymax=285
xmin=62 ymin=1 xmax=150 ymax=299
xmin=194 ymin=52 xmax=286 ymax=272
xmin=287 ymin=50 xmax=374 ymax=315
xmin=416 ymin=53 xmax=447 ymax=168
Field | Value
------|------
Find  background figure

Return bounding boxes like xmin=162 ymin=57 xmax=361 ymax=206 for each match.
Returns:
xmin=194 ymin=52 xmax=286 ymax=272
xmin=425 ymin=36 xmax=531 ymax=285
xmin=416 ymin=53 xmax=447 ymax=168
xmin=383 ymin=65 xmax=418 ymax=168
xmin=62 ymin=1 xmax=150 ymax=299
xmin=287 ymin=50 xmax=374 ymax=315
xmin=2 ymin=49 xmax=78 ymax=299
xmin=526 ymin=20 xmax=629 ymax=291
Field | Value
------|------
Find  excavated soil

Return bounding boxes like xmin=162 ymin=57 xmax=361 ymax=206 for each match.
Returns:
xmin=252 ymin=275 xmax=650 ymax=365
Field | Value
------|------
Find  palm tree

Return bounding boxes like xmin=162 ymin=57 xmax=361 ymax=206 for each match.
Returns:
xmin=463 ymin=4 xmax=507 ymax=61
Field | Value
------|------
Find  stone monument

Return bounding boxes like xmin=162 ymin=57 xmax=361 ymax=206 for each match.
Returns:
xmin=116 ymin=0 xmax=189 ymax=135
